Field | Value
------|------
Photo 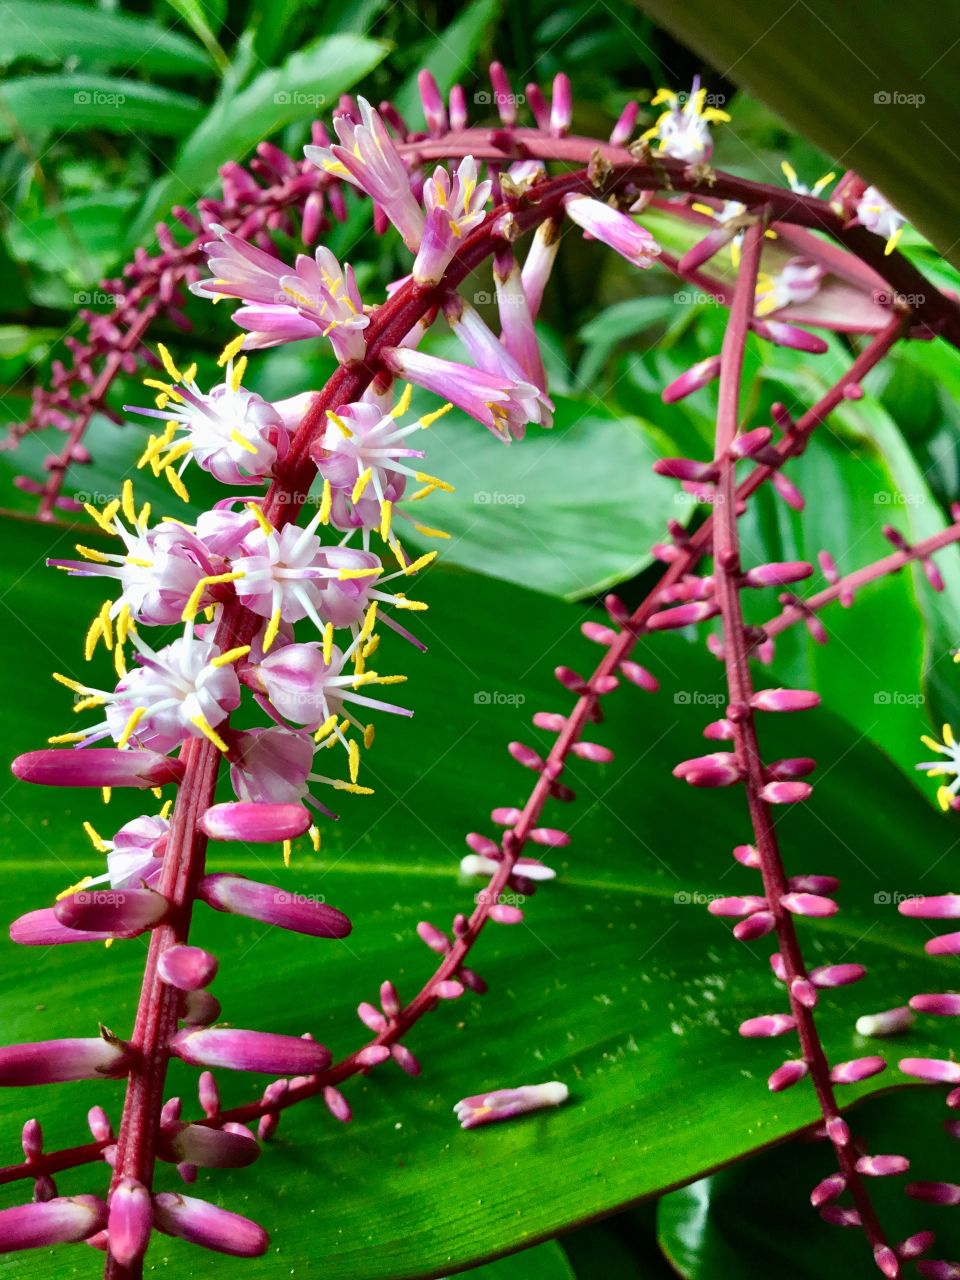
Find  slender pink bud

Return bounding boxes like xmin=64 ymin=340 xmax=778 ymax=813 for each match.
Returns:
xmin=391 ymin=1043 xmax=420 ymax=1075
xmin=811 ymin=963 xmax=867 ymax=988
xmin=916 ymin=1263 xmax=960 ymax=1279
xmin=198 ymin=874 xmax=351 ymax=938
xmin=508 ymin=741 xmax=546 ymax=771
xmin=0 ymin=1195 xmax=106 ymax=1251
xmin=529 ymin=828 xmax=569 ymax=847
xmin=730 ymin=426 xmax=773 ymax=458
xmin=751 ymin=688 xmax=820 ymax=712
xmin=0 ymin=1037 xmax=128 ymax=1086
xmin=740 ymin=1014 xmax=796 ymax=1037
xmin=856 ymin=1007 xmax=914 ymax=1038
xmin=911 ymin=994 xmax=960 ymax=1017
xmin=780 ymin=891 xmax=837 ymax=917
xmin=466 ymin=832 xmax=500 ymax=858
xmin=54 ymin=887 xmax=168 ymax=936
xmin=648 ymin=601 xmax=720 ymax=631
xmin=158 ymin=945 xmax=218 ymax=991
xmin=610 ymin=100 xmax=639 ymax=146
xmin=324 ymin=1085 xmax=351 ymax=1122
xmin=581 ymin=621 xmax=618 ymax=646
xmin=830 ymin=1056 xmax=886 ymax=1084
xmin=789 ymin=875 xmax=840 ymax=894
xmin=21 ymin=1118 xmax=42 ymax=1160
xmin=491 ymin=807 xmax=523 ymax=825
xmin=771 ymin=470 xmax=805 ymax=510
xmin=380 ymin=980 xmax=400 ymax=1018
xmin=708 ymin=896 xmax=767 ymax=918
xmin=11 ymin=748 xmax=183 ymax=788
xmin=704 ymin=719 xmax=734 ymax=740
xmin=761 ymin=781 xmax=813 ymax=804
xmin=170 ymin=1028 xmax=330 ymax=1076
xmin=356 ymin=1045 xmax=391 ymax=1067
xmin=770 ymin=952 xmax=787 ymax=981
xmin=200 ymin=802 xmax=311 ymax=843
xmin=652 ymin=457 xmax=719 ymax=483
xmin=901 ymin=895 xmax=960 ymax=918
xmin=152 ymin=1192 xmax=268 ymax=1257
xmin=907 ymin=1182 xmax=960 ymax=1205
xmin=10 ymin=907 xmax=112 ymax=947
xmin=489 ymin=903 xmax=524 ymax=924
xmin=897 ymin=1233 xmax=935 ymax=1260
xmin=733 ymin=844 xmax=760 ymax=868
xmin=768 ymin=1060 xmax=808 ymax=1091
xmin=107 ymin=1179 xmax=152 ymax=1267
xmin=857 ymin=1154 xmax=910 ymax=1176
xmin=901 ymin=1057 xmax=960 ymax=1084
xmin=661 ymin=356 xmax=722 ymax=404
xmin=88 ymin=1106 xmax=113 ymax=1142
xmin=744 ymin=561 xmax=813 ymax=588
xmin=488 ymin=63 xmax=517 ymax=125
xmin=198 ymin=1073 xmax=220 ymax=1118
xmin=791 ymin=977 xmax=818 ymax=1007
xmin=874 ymin=1245 xmax=901 ymax=1278
xmin=416 ymin=921 xmax=450 ymax=953
xmin=533 ymin=712 xmax=567 ymax=732
xmin=820 ymin=1205 xmax=861 ymax=1227
xmin=619 ymin=661 xmax=659 ymax=692
xmin=555 ymin=665 xmax=588 ymax=693
xmin=673 ymin=753 xmax=743 ymax=787
xmin=417 ymin=69 xmax=447 ymax=134
xmin=358 ymin=1001 xmax=387 ymax=1032
xmin=435 ymin=980 xmax=464 ymax=999
xmin=734 ymin=911 xmax=775 ymax=940
xmin=572 ymin=741 xmax=615 ymax=763
xmin=810 ymin=1173 xmax=846 ymax=1205
xmin=752 ymin=319 xmax=828 ymax=353
xmin=549 ymin=73 xmax=572 ymax=135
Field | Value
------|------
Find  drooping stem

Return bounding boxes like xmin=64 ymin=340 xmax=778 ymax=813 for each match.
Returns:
xmin=711 ymin=220 xmax=892 ymax=1259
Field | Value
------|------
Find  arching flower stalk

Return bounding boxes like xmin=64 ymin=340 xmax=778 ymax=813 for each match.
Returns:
xmin=3 ymin=61 xmax=960 ymax=1280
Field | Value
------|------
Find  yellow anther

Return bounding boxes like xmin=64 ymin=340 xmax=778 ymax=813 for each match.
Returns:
xmin=116 ymin=605 xmax=132 ymax=647
xmin=412 ymin=523 xmax=450 ymax=540
xmin=246 ymin=502 xmax=274 ymax=536
xmin=413 ymin=472 xmax=454 ymax=493
xmin=84 ymin=501 xmax=115 ymax=534
xmin=212 ymin=645 xmax=251 ymax=668
xmin=191 ymin=715 xmax=229 ymax=752
xmin=83 ymin=821 xmax=108 ymax=853
xmin=945 ymin=724 xmax=956 ymax=749
xmin=102 ymin=787 xmax=112 ymax=804
xmin=53 ymin=671 xmax=86 ymax=694
xmin=84 ymin=613 xmax=104 ymax=661
xmin=419 ymin=402 xmax=454 ymax=428
xmin=363 ymin=723 xmax=375 ymax=750
xmin=143 ymin=378 xmax=183 ymax=404
xmin=353 ymin=647 xmax=365 ymax=677
xmin=348 ymin=739 xmax=360 ymax=784
xmin=73 ymin=695 xmax=105 ymax=713
xmin=938 ymin=785 xmax=953 ymax=812
xmin=338 ymin=566 xmax=381 ymax=580
xmin=362 ymin=634 xmax=379 ymax=660
xmin=56 ymin=875 xmax=94 ymax=902
xmin=690 ymin=201 xmax=716 ymax=217
xmin=402 ymin=550 xmax=438 ymax=576
xmin=157 ymin=440 xmax=192 ymax=470
xmin=326 ymin=410 xmax=353 ymax=438
xmin=157 ymin=343 xmax=182 ymax=381
xmin=392 ymin=597 xmax=427 ymax=611
xmin=120 ymin=479 xmax=136 ymax=524
xmin=48 ymin=732 xmax=87 ymax=744
xmin=114 ymin=645 xmax=127 ymax=680
xmin=125 ymin=557 xmax=152 ymax=568
xmin=117 ymin=706 xmax=147 ymax=748
xmin=359 ymin=602 xmax=378 ymax=642
xmin=229 ymin=430 xmax=258 ymax=455
xmin=309 ymin=825 xmax=321 ymax=852
xmin=351 ymin=467 xmax=373 ymax=504
xmin=331 ymin=780 xmax=374 ymax=795
xmin=99 ymin=601 xmax=114 ymax=652
xmin=322 ymin=622 xmax=334 ymax=666
xmin=409 ymin=484 xmax=437 ymax=502
xmin=372 ymin=674 xmax=407 ymax=685
xmin=390 ymin=383 xmax=414 ymax=418
xmin=263 ymin=606 xmax=282 ymax=654
xmin=164 ymin=467 xmax=190 ymax=503
xmin=230 ymin=356 xmax=248 ymax=391
xmin=314 ymin=714 xmax=339 ymax=743
xmin=77 ymin=544 xmax=110 ymax=564
xmin=151 ymin=787 xmax=162 ymax=799
xmin=182 ymin=363 xmax=197 ymax=383
xmin=283 ymin=839 xmax=292 ymax=868
xmin=218 ymin=333 xmax=246 ymax=366
xmin=379 ymin=500 xmax=393 ymax=541
xmin=181 ymin=571 xmax=245 ymax=623
xmin=160 ymin=799 xmax=173 ymax=819
xmin=922 ymin=734 xmax=947 ymax=754
xmin=318 ymin=478 xmax=332 ymax=525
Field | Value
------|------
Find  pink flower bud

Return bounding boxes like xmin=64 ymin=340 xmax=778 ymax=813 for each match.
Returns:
xmin=916 ymin=1262 xmax=960 ymax=1279
xmin=730 ymin=426 xmax=773 ymax=458
xmin=533 ymin=712 xmax=567 ymax=732
xmin=900 ymin=1057 xmax=960 ymax=1084
xmin=54 ymin=887 xmax=168 ymax=936
xmin=752 ymin=319 xmax=828 ymax=354
xmin=791 ymin=978 xmax=818 ymax=1007
xmin=739 ymin=1014 xmax=796 ymax=1037
xmin=529 ymin=827 xmax=569 ymax=847
xmin=911 ymin=994 xmax=960 ymax=1017
xmin=454 ymin=1080 xmax=568 ymax=1129
xmin=744 ymin=561 xmax=813 ymax=588
xmin=198 ymin=874 xmax=351 ymax=938
xmin=673 ymin=753 xmax=742 ymax=787
xmin=733 ymin=844 xmax=760 ymax=868
xmin=581 ymin=621 xmax=618 ymax=646
xmin=874 ymin=1245 xmax=901 ymax=1278
xmin=466 ymin=832 xmax=500 ymax=858
xmin=652 ymin=457 xmax=719 ymax=483
xmin=107 ymin=1180 xmax=152 ymax=1267
xmin=768 ymin=1060 xmax=808 ymax=1091
xmin=489 ymin=903 xmax=524 ymax=924
xmin=10 ymin=907 xmax=113 ymax=947
xmin=761 ymin=781 xmax=813 ymax=804
xmin=648 ymin=601 xmax=720 ymax=631
xmin=704 ymin=719 xmax=734 ymax=740
xmin=508 ymin=742 xmax=545 ymax=772
xmin=200 ymin=802 xmax=312 ymax=843
xmin=572 ymin=741 xmax=615 ymax=763
xmin=391 ymin=1043 xmax=420 ymax=1075
xmin=857 ymin=1154 xmax=910 ymax=1176
xmin=830 ymin=1056 xmax=886 ymax=1084
xmin=733 ymin=911 xmax=775 ymax=940
xmin=906 ymin=1182 xmax=960 ymax=1205
xmin=170 ymin=1028 xmax=330 ymax=1076
xmin=771 ymin=470 xmax=805 ymax=511
xmin=661 ymin=356 xmax=722 ymax=404
xmin=152 ymin=1192 xmax=268 ymax=1257
xmin=901 ymin=895 xmax=960 ymax=918
xmin=380 ymin=981 xmax=400 ymax=1017
xmin=554 ymin=665 xmax=587 ymax=693
xmin=356 ymin=1045 xmax=391 ymax=1067
xmin=811 ymin=963 xmax=867 ymax=988
xmin=897 ymin=1232 xmax=935 ymax=1260
xmin=158 ymin=945 xmax=218 ymax=992
xmin=324 ymin=1085 xmax=351 ymax=1122
xmin=619 ymin=661 xmax=659 ymax=692
xmin=435 ymin=980 xmax=465 ymax=1000
xmin=855 ymin=1006 xmax=913 ymax=1037
xmin=0 ymin=1195 xmax=106 ymax=1251
xmin=810 ymin=1173 xmax=846 ymax=1206
xmin=926 ymin=932 xmax=960 ymax=955
xmin=789 ymin=875 xmax=840 ymax=894
xmin=820 ymin=1205 xmax=861 ymax=1228
xmin=198 ymin=1073 xmax=220 ymax=1119
xmin=11 ymin=748 xmax=183 ymax=789
xmin=751 ymin=688 xmax=820 ymax=712
xmin=708 ymin=896 xmax=768 ymax=918
xmin=780 ymin=891 xmax=837 ymax=917
xmin=358 ymin=1002 xmax=387 ymax=1033
xmin=0 ymin=1037 xmax=129 ymax=1086
xmin=491 ymin=807 xmax=523 ymax=825
xmin=416 ymin=921 xmax=450 ymax=954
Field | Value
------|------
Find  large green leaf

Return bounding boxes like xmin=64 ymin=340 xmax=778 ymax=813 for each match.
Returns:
xmin=393 ymin=0 xmax=500 ymax=124
xmin=658 ymin=1091 xmax=960 ymax=1278
xmin=1 ymin=517 xmax=959 ymax=1277
xmin=0 ymin=76 xmax=202 ymax=140
xmin=0 ymin=1 xmax=211 ymax=75
xmin=634 ymin=0 xmax=960 ymax=265
xmin=128 ymin=34 xmax=389 ymax=245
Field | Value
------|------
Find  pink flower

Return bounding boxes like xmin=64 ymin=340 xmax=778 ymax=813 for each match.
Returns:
xmin=562 ymin=194 xmax=661 ymax=268
xmin=414 ymin=156 xmax=492 ymax=284
xmin=454 ymin=1080 xmax=569 ymax=1129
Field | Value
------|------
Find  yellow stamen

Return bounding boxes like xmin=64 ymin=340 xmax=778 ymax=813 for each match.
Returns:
xmin=314 ymin=714 xmax=339 ymax=743
xmin=362 ymin=634 xmax=379 ymax=660
xmin=352 ymin=467 xmax=373 ymax=504
xmin=348 ymin=739 xmax=360 ymax=784
xmin=246 ymin=502 xmax=273 ymax=536
xmin=413 ymin=472 xmax=454 ymax=493
xmin=379 ymin=500 xmax=393 ymax=541
xmin=309 ymin=825 xmax=321 ymax=852
xmin=114 ymin=645 xmax=127 ymax=680
xmin=218 ymin=333 xmax=246 ymax=366
xmin=359 ymin=602 xmax=378 ymax=642
xmin=944 ymin=724 xmax=956 ymax=749
xmin=938 ymin=785 xmax=953 ymax=812
xmin=56 ymin=875 xmax=94 ymax=902
xmin=412 ymin=523 xmax=450 ymax=540
xmin=53 ymin=671 xmax=86 ymax=694
xmin=283 ymin=839 xmax=292 ymax=868
xmin=181 ymin=571 xmax=245 ymax=624
xmin=331 ymin=780 xmax=374 ymax=795
xmin=157 ymin=440 xmax=192 ymax=470
xmin=117 ymin=707 xmax=147 ymax=748
xmin=338 ymin=566 xmax=381 ymax=580
xmin=191 ymin=715 xmax=229 ymax=752
xmin=160 ymin=799 xmax=173 ymax=819
xmin=102 ymin=787 xmax=111 ymax=804
xmin=83 ymin=821 xmax=108 ymax=852
xmin=157 ymin=343 xmax=182 ymax=381
xmin=390 ymin=383 xmax=414 ymax=418
xmin=326 ymin=410 xmax=353 ymax=438
xmin=409 ymin=484 xmax=437 ymax=502
xmin=73 ymin=695 xmax=105 ymax=713
xmin=116 ymin=605 xmax=131 ymax=647
xmin=419 ymin=402 xmax=454 ymax=428
xmin=98 ymin=601 xmax=114 ymax=651
xmin=77 ymin=544 xmax=110 ymax=564
xmin=322 ymin=622 xmax=334 ymax=666
xmin=230 ymin=356 xmax=248 ymax=391
xmin=402 ymin=550 xmax=438 ymax=576
xmin=922 ymin=734 xmax=947 ymax=754
xmin=212 ymin=645 xmax=251 ymax=668
xmin=263 ymin=606 xmax=282 ymax=654
xmin=363 ymin=723 xmax=375 ymax=750
xmin=164 ymin=467 xmax=190 ymax=503
xmin=84 ymin=613 xmax=104 ymax=661
xmin=319 ymin=479 xmax=332 ymax=524
xmin=229 ymin=430 xmax=258 ymax=455
xmin=48 ymin=732 xmax=86 ymax=744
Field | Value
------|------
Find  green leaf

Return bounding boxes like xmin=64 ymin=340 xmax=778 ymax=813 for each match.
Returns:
xmin=0 ymin=1 xmax=211 ymax=75
xmin=472 ymin=1241 xmax=576 ymax=1280
xmin=634 ymin=0 xmax=960 ymax=265
xmin=2 ymin=514 xmax=960 ymax=1277
xmin=402 ymin=393 xmax=680 ymax=600
xmin=0 ymin=76 xmax=203 ymax=140
xmin=4 ymin=192 xmax=139 ymax=291
xmin=394 ymin=0 xmax=500 ymax=124
xmin=658 ymin=1091 xmax=960 ymax=1278
xmin=128 ymin=34 xmax=389 ymax=245
xmin=162 ymin=0 xmax=229 ymax=73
